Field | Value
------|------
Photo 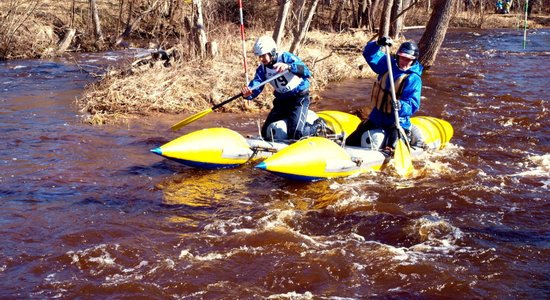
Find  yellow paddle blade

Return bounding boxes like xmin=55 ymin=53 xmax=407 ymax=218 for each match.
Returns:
xmin=171 ymin=108 xmax=213 ymax=131
xmin=394 ymin=138 xmax=413 ymax=177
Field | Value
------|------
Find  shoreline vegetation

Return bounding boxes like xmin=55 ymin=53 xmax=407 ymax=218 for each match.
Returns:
xmin=1 ymin=1 xmax=548 ymax=125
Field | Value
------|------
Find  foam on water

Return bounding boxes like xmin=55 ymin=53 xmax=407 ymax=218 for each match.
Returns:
xmin=67 ymin=243 xmax=120 ymax=268
xmin=325 ymin=189 xmax=378 ymax=213
xmin=267 ymin=291 xmax=314 ymax=299
xmin=506 ymin=153 xmax=550 ymax=188
xmin=179 ymin=249 xmax=228 ymax=261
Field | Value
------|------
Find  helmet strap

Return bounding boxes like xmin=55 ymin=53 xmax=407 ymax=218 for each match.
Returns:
xmin=270 ymin=51 xmax=277 ymax=64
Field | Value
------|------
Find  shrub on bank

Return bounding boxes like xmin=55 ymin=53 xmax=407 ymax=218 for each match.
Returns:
xmin=2 ymin=1 xmax=548 ymax=124
xmin=77 ymin=29 xmax=374 ymax=124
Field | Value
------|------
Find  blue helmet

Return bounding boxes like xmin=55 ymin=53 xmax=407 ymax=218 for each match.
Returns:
xmin=397 ymin=42 xmax=420 ymax=60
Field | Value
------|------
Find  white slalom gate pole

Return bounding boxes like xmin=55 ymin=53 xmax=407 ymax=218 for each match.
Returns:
xmin=238 ymin=0 xmax=249 ymax=84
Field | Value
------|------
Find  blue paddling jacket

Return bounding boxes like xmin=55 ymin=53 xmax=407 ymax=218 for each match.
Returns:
xmin=245 ymin=51 xmax=311 ymax=100
xmin=363 ymin=41 xmax=423 ymax=130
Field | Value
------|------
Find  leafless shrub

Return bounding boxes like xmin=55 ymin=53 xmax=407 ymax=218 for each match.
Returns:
xmin=0 ymin=0 xmax=41 ymax=59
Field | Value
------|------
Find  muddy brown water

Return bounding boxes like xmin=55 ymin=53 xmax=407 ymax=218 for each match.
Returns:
xmin=1 ymin=29 xmax=548 ymax=299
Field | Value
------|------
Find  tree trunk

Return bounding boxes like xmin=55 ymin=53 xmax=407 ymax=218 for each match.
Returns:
xmin=389 ymin=0 xmax=403 ymax=39
xmin=463 ymin=0 xmax=470 ymax=11
xmin=206 ymin=41 xmax=218 ymax=58
xmin=356 ymin=0 xmax=370 ymax=28
xmin=115 ymin=0 xmax=160 ymax=47
xmin=289 ymin=0 xmax=306 ymax=47
xmin=89 ymin=0 xmax=104 ymax=42
xmin=116 ymin=0 xmax=124 ymax=36
xmin=290 ymin=0 xmax=320 ymax=54
xmin=366 ymin=0 xmax=378 ymax=31
xmin=58 ymin=28 xmax=76 ymax=52
xmin=477 ymin=0 xmax=485 ymax=28
xmin=71 ymin=0 xmax=76 ymax=27
xmin=369 ymin=0 xmax=381 ymax=31
xmin=378 ymin=0 xmax=394 ymax=37
xmin=389 ymin=0 xmax=413 ymax=39
xmin=418 ymin=0 xmax=456 ymax=69
xmin=353 ymin=0 xmax=362 ymax=28
xmin=273 ymin=0 xmax=292 ymax=46
xmin=331 ymin=0 xmax=345 ymax=31
xmin=192 ymin=0 xmax=208 ymax=58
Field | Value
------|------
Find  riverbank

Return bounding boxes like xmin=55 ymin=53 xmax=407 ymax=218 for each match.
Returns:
xmin=3 ymin=1 xmax=547 ymax=124
xmin=77 ymin=28 xmax=374 ymax=125
xmin=78 ymin=11 xmax=549 ymax=125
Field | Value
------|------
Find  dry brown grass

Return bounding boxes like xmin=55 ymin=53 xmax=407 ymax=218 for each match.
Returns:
xmin=0 ymin=0 xmax=191 ymax=59
xmin=80 ymin=10 xmax=550 ymax=124
xmin=77 ymin=27 xmax=379 ymax=124
xmin=0 ymin=0 xmax=116 ymax=59
xmin=4 ymin=1 xmax=548 ymax=124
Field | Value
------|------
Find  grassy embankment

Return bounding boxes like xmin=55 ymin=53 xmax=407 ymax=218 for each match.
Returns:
xmin=79 ymin=29 xmax=373 ymax=125
xmin=1 ymin=1 xmax=548 ymax=124
xmin=79 ymin=10 xmax=549 ymax=125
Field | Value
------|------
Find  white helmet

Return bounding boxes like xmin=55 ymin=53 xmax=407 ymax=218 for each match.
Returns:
xmin=253 ymin=36 xmax=277 ymax=57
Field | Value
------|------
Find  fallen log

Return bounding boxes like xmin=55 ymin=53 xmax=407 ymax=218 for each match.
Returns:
xmin=57 ymin=27 xmax=76 ymax=52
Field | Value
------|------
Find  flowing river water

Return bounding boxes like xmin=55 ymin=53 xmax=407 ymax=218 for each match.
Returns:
xmin=1 ymin=29 xmax=548 ymax=299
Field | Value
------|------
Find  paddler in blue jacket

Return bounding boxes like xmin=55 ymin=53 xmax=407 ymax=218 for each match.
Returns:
xmin=241 ymin=36 xmax=319 ymax=140
xmin=346 ymin=36 xmax=423 ymax=150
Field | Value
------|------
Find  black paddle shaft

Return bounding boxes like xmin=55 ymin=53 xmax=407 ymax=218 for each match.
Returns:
xmin=211 ymin=71 xmax=288 ymax=111
xmin=212 ymin=93 xmax=243 ymax=111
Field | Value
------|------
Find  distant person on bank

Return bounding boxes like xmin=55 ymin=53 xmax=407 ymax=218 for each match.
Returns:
xmin=504 ymin=0 xmax=513 ymax=13
xmin=496 ymin=0 xmax=504 ymax=13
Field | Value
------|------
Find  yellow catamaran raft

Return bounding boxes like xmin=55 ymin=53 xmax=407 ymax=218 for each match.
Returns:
xmin=151 ymin=111 xmax=453 ymax=181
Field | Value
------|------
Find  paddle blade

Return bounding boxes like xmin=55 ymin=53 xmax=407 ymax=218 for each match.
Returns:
xmin=171 ymin=108 xmax=213 ymax=131
xmin=394 ymin=138 xmax=413 ymax=177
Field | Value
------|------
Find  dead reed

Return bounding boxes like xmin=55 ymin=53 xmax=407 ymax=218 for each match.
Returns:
xmin=3 ymin=1 xmax=548 ymax=124
xmin=78 ymin=27 xmax=378 ymax=124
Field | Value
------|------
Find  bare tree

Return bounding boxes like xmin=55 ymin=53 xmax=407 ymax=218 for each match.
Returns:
xmin=290 ymin=0 xmax=321 ymax=54
xmin=367 ymin=0 xmax=381 ymax=31
xmin=116 ymin=0 xmax=124 ymax=36
xmin=273 ymin=0 xmax=292 ymax=46
xmin=378 ymin=0 xmax=393 ymax=37
xmin=0 ymin=0 xmax=40 ymax=59
xmin=115 ymin=0 xmax=161 ymax=47
xmin=354 ymin=0 xmax=371 ymax=28
xmin=476 ymin=0 xmax=486 ymax=28
xmin=89 ymin=0 xmax=104 ymax=43
xmin=418 ymin=0 xmax=456 ymax=69
xmin=291 ymin=0 xmax=307 ymax=35
xmin=192 ymin=0 xmax=207 ymax=57
xmin=389 ymin=0 xmax=418 ymax=39
xmin=389 ymin=0 xmax=403 ymax=39
xmin=71 ymin=0 xmax=76 ymax=27
xmin=330 ymin=0 xmax=345 ymax=30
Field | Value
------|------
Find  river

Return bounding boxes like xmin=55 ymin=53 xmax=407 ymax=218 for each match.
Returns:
xmin=1 ymin=29 xmax=548 ymax=299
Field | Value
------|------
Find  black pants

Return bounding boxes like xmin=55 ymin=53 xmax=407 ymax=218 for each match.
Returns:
xmin=262 ymin=93 xmax=310 ymax=140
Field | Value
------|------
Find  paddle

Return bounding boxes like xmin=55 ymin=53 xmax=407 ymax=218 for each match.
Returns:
xmin=385 ymin=44 xmax=414 ymax=177
xmin=171 ymin=71 xmax=288 ymax=131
